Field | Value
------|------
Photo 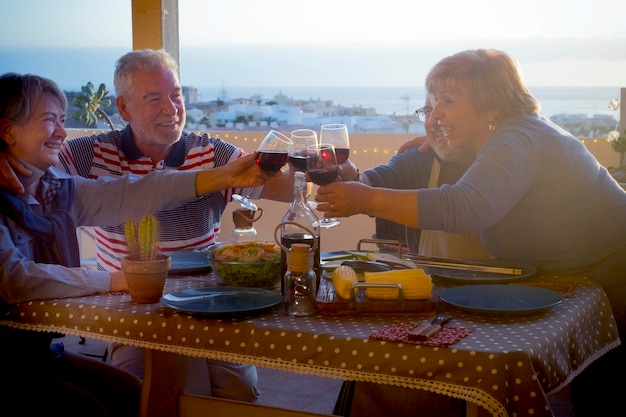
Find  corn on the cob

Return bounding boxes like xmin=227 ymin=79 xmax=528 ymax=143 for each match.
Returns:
xmin=364 ymin=269 xmax=432 ymax=300
xmin=332 ymin=265 xmax=358 ymax=300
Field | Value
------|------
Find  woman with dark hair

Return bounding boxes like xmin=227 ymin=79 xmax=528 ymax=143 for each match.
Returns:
xmin=0 ymin=72 xmax=268 ymax=416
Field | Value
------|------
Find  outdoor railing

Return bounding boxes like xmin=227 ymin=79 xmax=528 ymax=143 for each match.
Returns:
xmin=67 ymin=129 xmax=620 ymax=253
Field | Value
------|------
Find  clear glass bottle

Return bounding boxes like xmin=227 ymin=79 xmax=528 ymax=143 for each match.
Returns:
xmin=280 ymin=172 xmax=321 ymax=294
xmin=232 ymin=208 xmax=258 ymax=242
xmin=284 ymin=243 xmax=316 ymax=316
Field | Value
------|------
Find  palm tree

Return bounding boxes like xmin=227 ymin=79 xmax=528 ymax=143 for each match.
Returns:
xmin=71 ymin=82 xmax=115 ymax=130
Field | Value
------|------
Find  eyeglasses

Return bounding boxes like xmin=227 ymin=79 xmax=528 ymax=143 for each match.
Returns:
xmin=415 ymin=106 xmax=433 ymax=122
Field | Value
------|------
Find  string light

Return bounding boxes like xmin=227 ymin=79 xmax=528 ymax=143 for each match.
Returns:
xmin=608 ymin=97 xmax=621 ymax=140
xmin=210 ymin=133 xmax=398 ymax=155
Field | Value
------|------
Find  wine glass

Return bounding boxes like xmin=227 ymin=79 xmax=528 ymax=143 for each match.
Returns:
xmin=320 ymin=124 xmax=350 ymax=164
xmin=307 ymin=143 xmax=341 ymax=228
xmin=256 ymin=130 xmax=292 ymax=174
xmin=289 ymin=129 xmax=318 ymax=172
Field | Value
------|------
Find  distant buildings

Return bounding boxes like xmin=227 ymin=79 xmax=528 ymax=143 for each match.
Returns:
xmin=182 ymin=86 xmax=199 ymax=105
xmin=549 ymin=113 xmax=617 ymax=137
xmin=63 ymin=86 xmax=618 ymax=138
xmin=183 ymin=88 xmax=426 ymax=134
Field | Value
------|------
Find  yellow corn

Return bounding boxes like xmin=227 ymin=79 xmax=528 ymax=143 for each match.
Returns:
xmin=364 ymin=269 xmax=433 ymax=300
xmin=332 ymin=265 xmax=359 ymax=300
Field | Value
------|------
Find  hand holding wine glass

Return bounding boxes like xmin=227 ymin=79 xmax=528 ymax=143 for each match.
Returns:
xmin=320 ymin=124 xmax=350 ymax=164
xmin=256 ymin=130 xmax=292 ymax=174
xmin=307 ymin=143 xmax=341 ymax=228
xmin=289 ymin=129 xmax=317 ymax=172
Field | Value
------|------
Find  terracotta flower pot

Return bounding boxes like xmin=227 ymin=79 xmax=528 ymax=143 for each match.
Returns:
xmin=121 ymin=254 xmax=171 ymax=304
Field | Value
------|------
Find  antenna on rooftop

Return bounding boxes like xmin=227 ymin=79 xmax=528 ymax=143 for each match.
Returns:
xmin=401 ymin=95 xmax=410 ymax=133
xmin=218 ymin=79 xmax=228 ymax=102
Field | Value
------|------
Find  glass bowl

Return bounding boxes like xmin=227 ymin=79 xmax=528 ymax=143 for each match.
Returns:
xmin=206 ymin=242 xmax=281 ymax=289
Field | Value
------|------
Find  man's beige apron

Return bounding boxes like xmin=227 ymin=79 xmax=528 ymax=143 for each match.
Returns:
xmin=418 ymin=159 xmax=494 ymax=259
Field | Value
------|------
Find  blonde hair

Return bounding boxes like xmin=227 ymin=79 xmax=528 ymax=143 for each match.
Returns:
xmin=114 ymin=49 xmax=180 ymax=98
xmin=425 ymin=49 xmax=540 ymax=119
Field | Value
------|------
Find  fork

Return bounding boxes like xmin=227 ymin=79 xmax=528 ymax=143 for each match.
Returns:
xmin=432 ymin=314 xmax=451 ymax=326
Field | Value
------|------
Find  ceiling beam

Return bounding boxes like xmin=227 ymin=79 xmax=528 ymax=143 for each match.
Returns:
xmin=131 ymin=0 xmax=180 ymax=68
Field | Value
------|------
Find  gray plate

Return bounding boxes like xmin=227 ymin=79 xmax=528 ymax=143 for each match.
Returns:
xmin=169 ymin=251 xmax=211 ymax=275
xmin=440 ymin=284 xmax=563 ymax=314
xmin=160 ymin=287 xmax=283 ymax=317
xmin=428 ymin=259 xmax=536 ymax=284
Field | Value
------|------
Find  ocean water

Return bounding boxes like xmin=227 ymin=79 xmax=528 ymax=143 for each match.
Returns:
xmin=3 ymin=47 xmax=614 ymax=119
xmin=195 ymin=85 xmax=622 ymax=119
xmin=1 ymin=48 xmax=621 ymax=120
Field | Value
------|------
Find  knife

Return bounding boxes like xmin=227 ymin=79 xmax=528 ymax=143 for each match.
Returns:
xmin=408 ymin=315 xmax=451 ymax=341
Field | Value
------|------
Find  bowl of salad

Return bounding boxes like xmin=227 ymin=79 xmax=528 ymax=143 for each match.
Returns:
xmin=207 ymin=241 xmax=282 ymax=289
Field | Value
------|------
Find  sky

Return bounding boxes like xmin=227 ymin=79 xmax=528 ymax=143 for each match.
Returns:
xmin=1 ymin=0 xmax=626 ymax=89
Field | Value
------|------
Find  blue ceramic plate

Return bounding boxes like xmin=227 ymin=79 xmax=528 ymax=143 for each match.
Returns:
xmin=428 ymin=259 xmax=536 ymax=284
xmin=160 ymin=287 xmax=283 ymax=317
xmin=168 ymin=251 xmax=211 ymax=275
xmin=440 ymin=284 xmax=562 ymax=314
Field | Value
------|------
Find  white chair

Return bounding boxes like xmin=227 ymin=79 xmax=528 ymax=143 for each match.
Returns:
xmin=77 ymin=226 xmax=98 ymax=269
xmin=178 ymin=393 xmax=335 ymax=417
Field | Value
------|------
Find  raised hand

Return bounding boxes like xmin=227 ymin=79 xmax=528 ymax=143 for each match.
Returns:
xmin=195 ymin=152 xmax=269 ymax=197
xmin=222 ymin=152 xmax=270 ymax=188
xmin=397 ymin=135 xmax=427 ymax=154
xmin=314 ymin=181 xmax=370 ymax=218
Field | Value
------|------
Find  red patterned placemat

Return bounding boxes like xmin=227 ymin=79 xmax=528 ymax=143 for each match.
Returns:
xmin=370 ymin=321 xmax=474 ymax=347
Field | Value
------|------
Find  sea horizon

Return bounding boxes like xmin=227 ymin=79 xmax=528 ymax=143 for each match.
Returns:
xmin=1 ymin=48 xmax=622 ymax=120
xmin=190 ymin=85 xmax=622 ymax=120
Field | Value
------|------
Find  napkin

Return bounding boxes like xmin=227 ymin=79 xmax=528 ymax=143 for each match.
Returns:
xmin=370 ymin=321 xmax=474 ymax=347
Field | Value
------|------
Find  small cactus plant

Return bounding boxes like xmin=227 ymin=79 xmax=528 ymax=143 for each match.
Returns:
xmin=124 ymin=214 xmax=160 ymax=261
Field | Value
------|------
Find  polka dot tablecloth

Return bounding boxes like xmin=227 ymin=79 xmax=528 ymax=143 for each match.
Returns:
xmin=1 ymin=274 xmax=619 ymax=417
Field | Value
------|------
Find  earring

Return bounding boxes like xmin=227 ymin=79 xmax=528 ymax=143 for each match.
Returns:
xmin=488 ymin=121 xmax=496 ymax=133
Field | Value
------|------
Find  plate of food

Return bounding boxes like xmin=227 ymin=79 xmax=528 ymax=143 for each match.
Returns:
xmin=321 ymin=250 xmax=372 ymax=271
xmin=321 ymin=251 xmax=370 ymax=261
xmin=206 ymin=242 xmax=281 ymax=289
xmin=160 ymin=287 xmax=283 ymax=317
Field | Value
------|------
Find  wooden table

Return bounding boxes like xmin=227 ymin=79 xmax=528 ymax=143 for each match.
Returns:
xmin=0 ymin=273 xmax=619 ymax=417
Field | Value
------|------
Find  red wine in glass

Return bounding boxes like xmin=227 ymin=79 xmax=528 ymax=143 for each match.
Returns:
xmin=256 ymin=151 xmax=288 ymax=174
xmin=320 ymin=124 xmax=350 ymax=165
xmin=308 ymin=168 xmax=338 ymax=185
xmin=307 ymin=143 xmax=341 ymax=228
xmin=257 ymin=130 xmax=292 ymax=174
xmin=289 ymin=129 xmax=317 ymax=172
xmin=288 ymin=154 xmax=308 ymax=172
xmin=334 ymin=148 xmax=350 ymax=164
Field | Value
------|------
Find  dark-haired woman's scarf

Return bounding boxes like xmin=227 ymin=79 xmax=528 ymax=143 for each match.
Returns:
xmin=0 ymin=176 xmax=80 ymax=267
